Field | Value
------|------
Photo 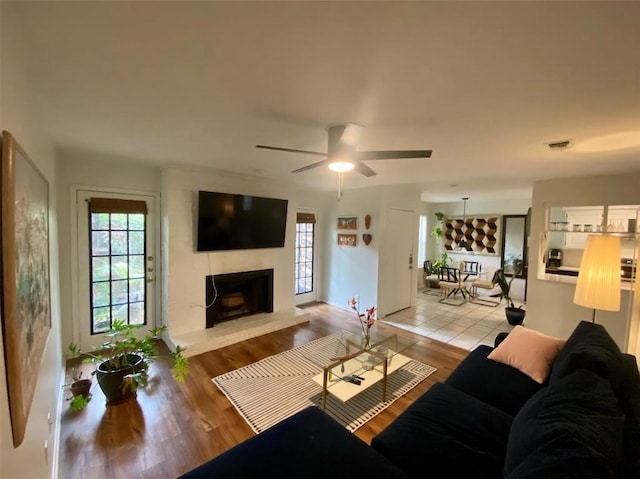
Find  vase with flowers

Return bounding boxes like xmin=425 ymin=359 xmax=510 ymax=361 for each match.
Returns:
xmin=349 ymin=297 xmax=376 ymax=348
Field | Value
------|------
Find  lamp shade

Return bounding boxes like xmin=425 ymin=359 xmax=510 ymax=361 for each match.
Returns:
xmin=573 ymin=235 xmax=621 ymax=311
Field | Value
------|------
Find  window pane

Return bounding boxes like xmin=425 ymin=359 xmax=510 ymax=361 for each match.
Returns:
xmin=93 ymin=307 xmax=111 ymax=333
xmin=129 ymin=214 xmax=144 ymax=231
xmin=92 ymin=282 xmax=110 ymax=307
xmin=111 ymin=259 xmax=129 ymax=280
xmin=129 ymin=302 xmax=144 ymax=325
xmin=111 ymin=231 xmax=128 ymax=255
xmin=112 ymin=304 xmax=128 ymax=323
xmin=92 ymin=231 xmax=110 ymax=256
xmin=111 ymin=214 xmax=128 ymax=230
xmin=112 ymin=280 xmax=128 ymax=304
xmin=295 ymin=221 xmax=314 ymax=295
xmin=129 ymin=255 xmax=145 ymax=278
xmin=129 ymin=278 xmax=145 ymax=302
xmin=91 ymin=213 xmax=109 ymax=230
xmin=89 ymin=204 xmax=147 ymax=334
xmin=92 ymin=257 xmax=110 ymax=282
xmin=129 ymin=231 xmax=144 ymax=254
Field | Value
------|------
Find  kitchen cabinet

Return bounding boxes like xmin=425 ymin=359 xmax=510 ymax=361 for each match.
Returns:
xmin=540 ymin=204 xmax=639 ymax=289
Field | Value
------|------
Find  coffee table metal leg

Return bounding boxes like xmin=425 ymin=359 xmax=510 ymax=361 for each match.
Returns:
xmin=382 ymin=359 xmax=389 ymax=402
xmin=321 ymin=369 xmax=328 ymax=410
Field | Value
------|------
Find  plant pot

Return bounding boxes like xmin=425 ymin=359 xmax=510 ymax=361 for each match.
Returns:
xmin=505 ymin=307 xmax=526 ymax=326
xmin=70 ymin=379 xmax=92 ymax=398
xmin=96 ymin=354 xmax=144 ymax=405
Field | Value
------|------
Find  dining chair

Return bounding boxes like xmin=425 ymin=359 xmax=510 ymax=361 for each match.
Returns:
xmin=423 ymin=260 xmax=440 ymax=296
xmin=460 ymin=261 xmax=481 ymax=281
xmin=438 ymin=267 xmax=466 ymax=306
xmin=469 ymin=269 xmax=501 ymax=307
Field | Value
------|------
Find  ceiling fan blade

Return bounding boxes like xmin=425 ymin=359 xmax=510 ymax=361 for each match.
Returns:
xmin=291 ymin=159 xmax=331 ymax=173
xmin=354 ymin=161 xmax=377 ymax=177
xmin=356 ymin=150 xmax=433 ymax=161
xmin=256 ymin=145 xmax=327 ymax=157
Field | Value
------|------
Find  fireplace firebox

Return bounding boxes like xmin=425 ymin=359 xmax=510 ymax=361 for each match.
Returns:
xmin=206 ymin=269 xmax=274 ymax=328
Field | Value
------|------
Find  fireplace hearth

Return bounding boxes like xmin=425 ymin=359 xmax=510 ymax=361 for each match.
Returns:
xmin=206 ymin=269 xmax=274 ymax=328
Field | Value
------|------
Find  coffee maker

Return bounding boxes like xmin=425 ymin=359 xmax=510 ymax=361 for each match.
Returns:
xmin=547 ymin=249 xmax=563 ymax=269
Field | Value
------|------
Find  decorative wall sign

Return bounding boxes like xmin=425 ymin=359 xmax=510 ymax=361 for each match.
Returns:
xmin=442 ymin=216 xmax=501 ymax=255
xmin=1 ymin=130 xmax=51 ymax=447
xmin=364 ymin=214 xmax=371 ymax=229
xmin=337 ymin=216 xmax=358 ymax=230
xmin=337 ymin=233 xmax=358 ymax=247
xmin=362 ymin=233 xmax=372 ymax=246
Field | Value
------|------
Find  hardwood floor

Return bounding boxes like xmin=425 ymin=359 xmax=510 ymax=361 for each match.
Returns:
xmin=59 ymin=302 xmax=469 ymax=478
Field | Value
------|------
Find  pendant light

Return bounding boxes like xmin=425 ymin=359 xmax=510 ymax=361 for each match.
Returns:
xmin=458 ymin=197 xmax=469 ymax=249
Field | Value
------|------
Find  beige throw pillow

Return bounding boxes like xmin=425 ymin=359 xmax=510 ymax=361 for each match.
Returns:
xmin=488 ymin=326 xmax=565 ymax=384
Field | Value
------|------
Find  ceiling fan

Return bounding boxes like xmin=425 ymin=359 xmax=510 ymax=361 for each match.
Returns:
xmin=256 ymin=123 xmax=432 ymax=177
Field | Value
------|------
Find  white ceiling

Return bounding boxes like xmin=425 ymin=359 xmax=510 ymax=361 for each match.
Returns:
xmin=7 ymin=1 xmax=640 ymax=202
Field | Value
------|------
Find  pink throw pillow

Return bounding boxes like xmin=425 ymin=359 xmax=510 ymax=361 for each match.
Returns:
xmin=488 ymin=326 xmax=565 ymax=384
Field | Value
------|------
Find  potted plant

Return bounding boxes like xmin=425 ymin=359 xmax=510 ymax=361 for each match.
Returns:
xmin=62 ymin=368 xmax=92 ymax=412
xmin=431 ymin=211 xmax=446 ymax=239
xmin=69 ymin=320 xmax=189 ymax=405
xmin=431 ymin=252 xmax=450 ymax=273
xmin=495 ymin=258 xmax=526 ymax=325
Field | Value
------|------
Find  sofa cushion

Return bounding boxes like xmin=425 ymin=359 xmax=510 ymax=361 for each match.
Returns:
xmin=550 ymin=321 xmax=622 ymax=384
xmin=179 ymin=406 xmax=410 ymax=479
xmin=549 ymin=321 xmax=640 ymax=477
xmin=445 ymin=345 xmax=543 ymax=416
xmin=505 ymin=369 xmax=625 ymax=479
xmin=488 ymin=325 xmax=565 ymax=383
xmin=372 ymin=382 xmax=513 ymax=478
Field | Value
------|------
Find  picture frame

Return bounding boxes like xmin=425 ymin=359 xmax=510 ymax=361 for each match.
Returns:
xmin=1 ymin=130 xmax=51 ymax=447
xmin=337 ymin=233 xmax=358 ymax=247
xmin=337 ymin=216 xmax=358 ymax=230
xmin=441 ymin=215 xmax=501 ymax=255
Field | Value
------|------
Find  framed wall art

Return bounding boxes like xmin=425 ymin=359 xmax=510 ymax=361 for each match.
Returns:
xmin=337 ymin=233 xmax=358 ymax=247
xmin=442 ymin=215 xmax=501 ymax=255
xmin=1 ymin=130 xmax=51 ymax=447
xmin=337 ymin=216 xmax=358 ymax=230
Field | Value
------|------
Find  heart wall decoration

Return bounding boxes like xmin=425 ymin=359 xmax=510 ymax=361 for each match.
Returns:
xmin=362 ymin=234 xmax=372 ymax=246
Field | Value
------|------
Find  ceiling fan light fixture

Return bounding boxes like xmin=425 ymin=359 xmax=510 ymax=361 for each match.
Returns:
xmin=328 ymin=161 xmax=355 ymax=172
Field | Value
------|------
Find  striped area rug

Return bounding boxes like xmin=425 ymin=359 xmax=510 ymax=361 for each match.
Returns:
xmin=212 ymin=332 xmax=436 ymax=433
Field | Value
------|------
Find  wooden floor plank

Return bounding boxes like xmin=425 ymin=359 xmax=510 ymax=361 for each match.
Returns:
xmin=59 ymin=302 xmax=469 ymax=478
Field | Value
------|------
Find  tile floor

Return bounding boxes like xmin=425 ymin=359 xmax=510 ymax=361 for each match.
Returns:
xmin=382 ymin=289 xmax=516 ymax=351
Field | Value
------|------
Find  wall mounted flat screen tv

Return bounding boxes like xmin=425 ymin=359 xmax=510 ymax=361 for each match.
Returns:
xmin=197 ymin=191 xmax=288 ymax=252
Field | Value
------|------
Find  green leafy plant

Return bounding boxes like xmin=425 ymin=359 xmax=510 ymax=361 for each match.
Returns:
xmin=62 ymin=368 xmax=92 ymax=412
xmin=68 ymin=320 xmax=188 ymax=394
xmin=431 ymin=211 xmax=446 ymax=239
xmin=431 ymin=252 xmax=450 ymax=272
xmin=495 ymin=257 xmax=524 ymax=308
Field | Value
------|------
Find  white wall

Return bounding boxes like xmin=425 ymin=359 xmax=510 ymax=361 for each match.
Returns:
xmin=1 ymin=4 xmax=63 ymax=476
xmin=161 ymin=166 xmax=326 ymax=338
xmin=527 ymin=173 xmax=640 ymax=351
xmin=55 ymin=151 xmax=162 ymax=349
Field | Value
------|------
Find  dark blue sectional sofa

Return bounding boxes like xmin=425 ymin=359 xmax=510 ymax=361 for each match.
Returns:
xmin=180 ymin=321 xmax=640 ymax=479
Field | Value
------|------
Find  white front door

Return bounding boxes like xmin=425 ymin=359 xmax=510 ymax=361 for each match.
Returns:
xmin=74 ymin=189 xmax=159 ymax=350
xmin=385 ymin=208 xmax=415 ymax=314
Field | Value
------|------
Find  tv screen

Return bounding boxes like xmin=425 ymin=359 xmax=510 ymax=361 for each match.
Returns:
xmin=197 ymin=191 xmax=288 ymax=252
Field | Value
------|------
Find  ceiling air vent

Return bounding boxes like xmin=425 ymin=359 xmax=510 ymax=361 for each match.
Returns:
xmin=546 ymin=139 xmax=572 ymax=151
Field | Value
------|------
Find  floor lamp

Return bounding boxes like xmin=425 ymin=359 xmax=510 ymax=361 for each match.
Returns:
xmin=573 ymin=235 xmax=621 ymax=323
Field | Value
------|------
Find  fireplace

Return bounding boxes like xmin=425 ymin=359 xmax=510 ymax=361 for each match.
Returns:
xmin=206 ymin=269 xmax=274 ymax=328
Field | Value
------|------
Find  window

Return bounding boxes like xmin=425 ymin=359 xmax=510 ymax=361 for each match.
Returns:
xmin=89 ymin=198 xmax=147 ymax=334
xmin=295 ymin=212 xmax=316 ymax=295
xmin=418 ymin=215 xmax=428 ymax=264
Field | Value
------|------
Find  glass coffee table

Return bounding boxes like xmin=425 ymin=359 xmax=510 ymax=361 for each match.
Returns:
xmin=304 ymin=331 xmax=417 ymax=410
